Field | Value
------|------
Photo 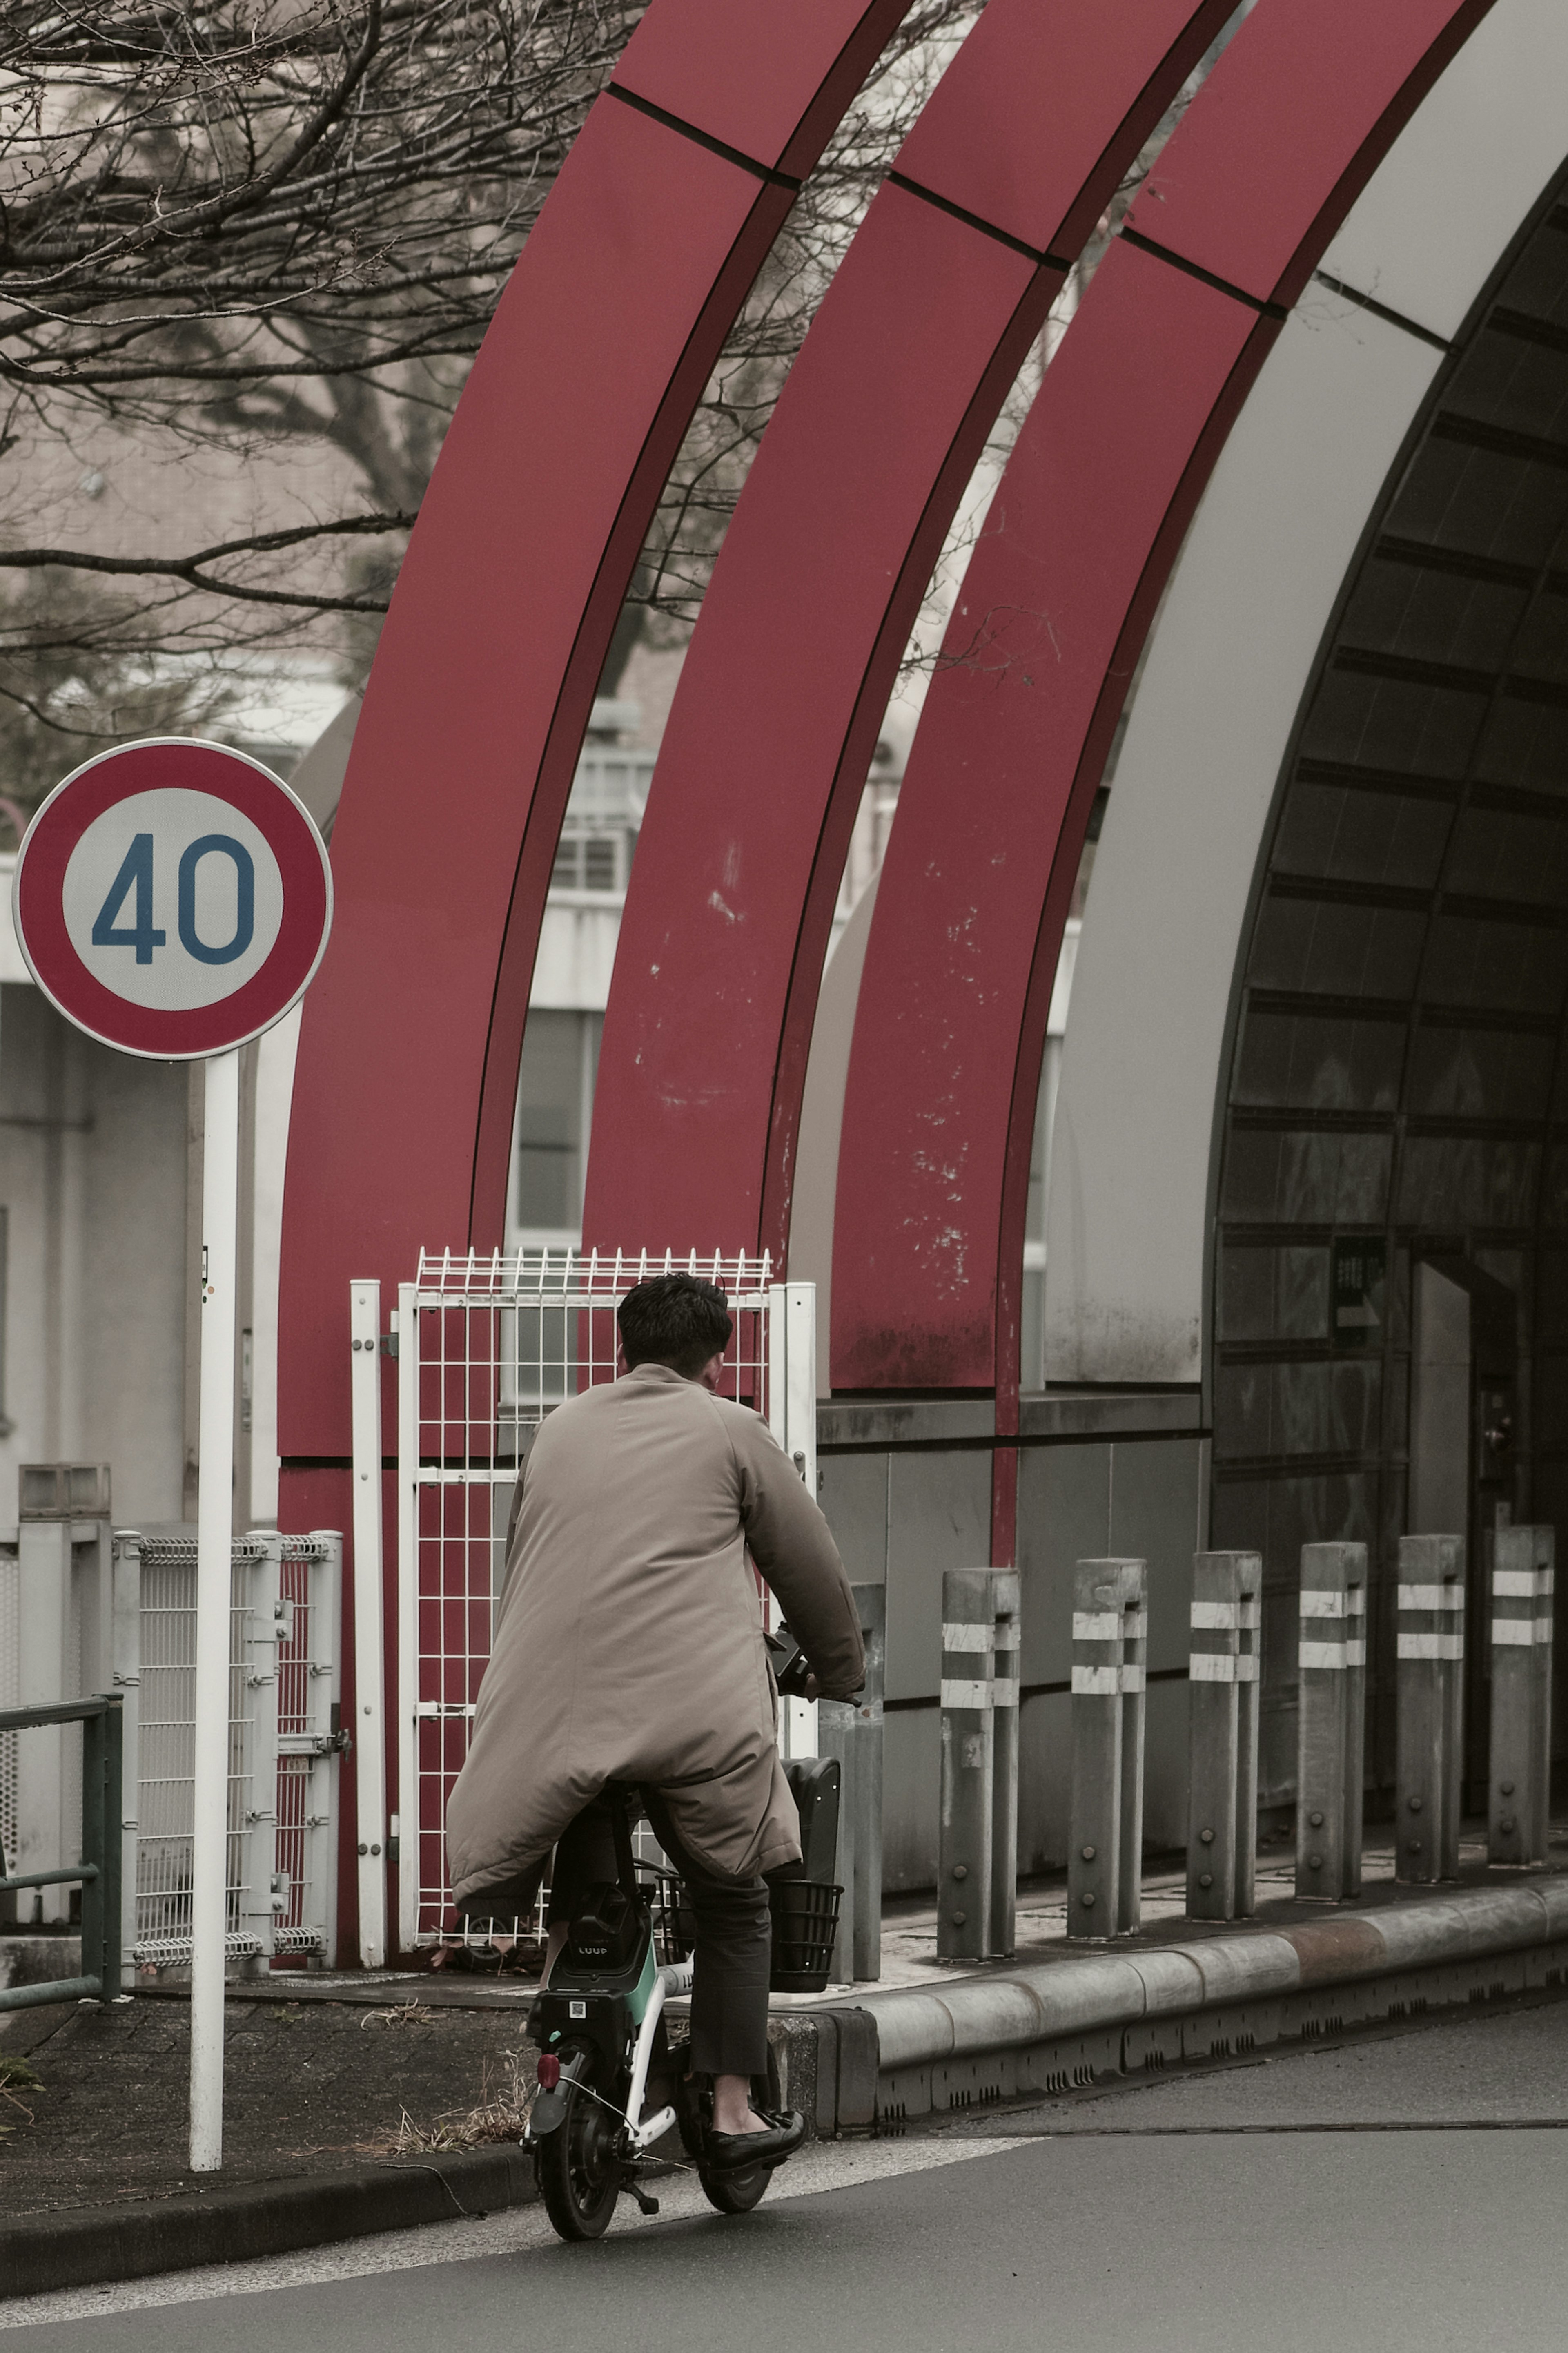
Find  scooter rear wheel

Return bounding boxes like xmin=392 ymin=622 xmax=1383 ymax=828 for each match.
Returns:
xmin=535 ymin=2039 xmax=622 ymax=2241
xmin=676 ymin=2050 xmax=782 ymax=2216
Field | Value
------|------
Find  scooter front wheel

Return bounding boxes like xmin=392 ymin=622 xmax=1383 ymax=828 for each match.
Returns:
xmin=535 ymin=2039 xmax=622 ymax=2241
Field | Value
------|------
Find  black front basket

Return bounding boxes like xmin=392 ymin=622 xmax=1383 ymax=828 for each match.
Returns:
xmin=768 ymin=1877 xmax=842 ymax=1993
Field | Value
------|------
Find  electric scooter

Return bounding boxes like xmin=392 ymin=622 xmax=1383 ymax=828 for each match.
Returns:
xmin=523 ymin=1784 xmax=784 ymax=2240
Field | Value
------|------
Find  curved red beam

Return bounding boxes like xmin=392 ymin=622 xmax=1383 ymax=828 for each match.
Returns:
xmin=832 ymin=0 xmax=1494 ymax=1556
xmin=276 ymin=1 xmax=916 ymax=1463
xmin=583 ymin=0 xmax=1237 ymax=1272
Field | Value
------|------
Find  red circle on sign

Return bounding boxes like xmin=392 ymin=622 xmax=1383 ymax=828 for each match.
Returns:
xmin=13 ymin=739 xmax=332 ymax=1059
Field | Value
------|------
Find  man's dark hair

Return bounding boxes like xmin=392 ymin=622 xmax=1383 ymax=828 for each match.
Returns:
xmin=618 ymin=1274 xmax=733 ymax=1378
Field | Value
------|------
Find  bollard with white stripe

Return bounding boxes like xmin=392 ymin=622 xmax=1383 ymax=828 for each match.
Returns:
xmin=989 ymin=1572 xmax=1022 ymax=1961
xmin=938 ymin=1568 xmax=997 ymax=1963
xmin=1488 ymin=1523 xmax=1553 ymax=1868
xmin=1396 ymin=1532 xmax=1464 ymax=1885
xmin=1295 ymin=1541 xmax=1367 ymax=1902
xmin=820 ymin=1582 xmax=886 ymax=1981
xmin=1186 ymin=1551 xmax=1262 ymax=1922
xmin=1067 ymin=1558 xmax=1147 ymax=1941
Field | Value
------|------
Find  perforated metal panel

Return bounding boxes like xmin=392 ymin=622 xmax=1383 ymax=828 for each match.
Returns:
xmin=271 ymin=1534 xmax=341 ymax=1959
xmin=118 ymin=1532 xmax=340 ymax=1967
xmin=130 ymin=1539 xmax=261 ymax=1964
xmin=0 ymin=1538 xmax=17 ymax=1873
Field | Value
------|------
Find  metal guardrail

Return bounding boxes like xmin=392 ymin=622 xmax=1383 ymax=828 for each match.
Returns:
xmin=0 ymin=1694 xmax=122 ymax=2009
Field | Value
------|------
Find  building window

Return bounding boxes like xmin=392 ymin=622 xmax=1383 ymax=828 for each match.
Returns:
xmin=550 ymin=828 xmax=630 ymax=894
xmin=511 ymin=1012 xmax=601 ymax=1238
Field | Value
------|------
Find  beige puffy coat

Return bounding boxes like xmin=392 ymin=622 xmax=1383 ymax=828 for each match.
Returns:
xmin=445 ymin=1362 xmax=864 ymax=1904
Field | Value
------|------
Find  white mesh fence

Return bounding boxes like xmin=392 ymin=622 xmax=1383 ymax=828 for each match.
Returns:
xmin=397 ymin=1247 xmax=775 ymax=1949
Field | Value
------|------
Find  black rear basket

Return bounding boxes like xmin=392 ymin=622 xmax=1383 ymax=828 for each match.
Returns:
xmin=768 ymin=1877 xmax=842 ymax=1993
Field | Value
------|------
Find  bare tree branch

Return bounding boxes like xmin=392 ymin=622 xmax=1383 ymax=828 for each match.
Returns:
xmin=0 ymin=2 xmax=979 ymax=685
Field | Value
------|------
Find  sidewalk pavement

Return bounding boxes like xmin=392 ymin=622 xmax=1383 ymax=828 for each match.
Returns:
xmin=2 ymin=1823 xmax=1566 ymax=2295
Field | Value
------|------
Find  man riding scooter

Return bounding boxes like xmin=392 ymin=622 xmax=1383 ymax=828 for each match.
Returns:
xmin=445 ymin=1271 xmax=865 ymax=2173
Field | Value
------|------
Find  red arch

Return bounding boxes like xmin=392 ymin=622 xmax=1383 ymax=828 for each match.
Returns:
xmin=275 ymin=0 xmax=914 ymax=1464
xmin=581 ymin=0 xmax=1237 ymax=1271
xmin=831 ymin=0 xmax=1495 ymax=1560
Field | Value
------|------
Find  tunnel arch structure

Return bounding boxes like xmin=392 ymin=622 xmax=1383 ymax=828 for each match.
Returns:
xmin=1045 ymin=0 xmax=1568 ymax=1809
xmin=270 ymin=0 xmax=1568 ymax=1923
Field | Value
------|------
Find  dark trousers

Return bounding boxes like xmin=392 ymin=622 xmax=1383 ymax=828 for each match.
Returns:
xmin=548 ymin=1791 xmax=772 ymax=2082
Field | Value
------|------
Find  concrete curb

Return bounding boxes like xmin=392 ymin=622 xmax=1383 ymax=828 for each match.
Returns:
xmin=0 ymin=2144 xmax=535 ymax=2302
xmin=833 ymin=1878 xmax=1568 ymax=2125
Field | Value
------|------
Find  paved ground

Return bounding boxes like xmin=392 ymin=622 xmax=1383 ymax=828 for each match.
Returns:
xmin=8 ymin=1987 xmax=1567 ymax=2349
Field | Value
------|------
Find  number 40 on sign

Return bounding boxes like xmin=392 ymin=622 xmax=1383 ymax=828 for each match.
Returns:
xmin=15 ymin=737 xmax=330 ymax=1059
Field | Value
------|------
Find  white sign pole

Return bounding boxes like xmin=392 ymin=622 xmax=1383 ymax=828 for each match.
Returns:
xmin=11 ymin=739 xmax=334 ymax=2177
xmin=189 ymin=1045 xmax=241 ymax=2172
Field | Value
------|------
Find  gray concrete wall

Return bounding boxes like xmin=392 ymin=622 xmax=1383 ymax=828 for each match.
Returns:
xmin=818 ymin=1393 xmax=1207 ymax=1893
xmin=0 ymin=985 xmax=187 ymax=1526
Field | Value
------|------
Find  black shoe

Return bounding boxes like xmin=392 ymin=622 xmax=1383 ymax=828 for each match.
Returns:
xmin=704 ymin=2109 xmax=806 ymax=2175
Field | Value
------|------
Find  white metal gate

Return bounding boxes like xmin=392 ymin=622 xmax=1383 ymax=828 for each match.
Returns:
xmin=362 ymin=1249 xmax=816 ymax=1956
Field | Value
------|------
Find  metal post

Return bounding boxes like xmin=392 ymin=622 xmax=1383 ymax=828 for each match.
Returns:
xmin=1068 ymin=1559 xmax=1147 ymax=1940
xmin=350 ymin=1279 xmax=388 ymax=1966
xmin=990 ymin=1572 xmax=1021 ymax=1961
xmin=191 ymin=1044 xmax=240 ymax=2172
xmin=80 ymin=1702 xmax=106 ymax=2001
xmin=1489 ymin=1522 xmax=1553 ymax=1867
xmin=1396 ymin=1532 xmax=1464 ymax=1885
xmin=1296 ymin=1541 xmax=1367 ymax=1902
xmin=768 ymin=1282 xmax=819 ymax=1761
xmin=1118 ymin=1570 xmax=1146 ymax=1939
xmin=395 ymin=1278 xmax=419 ymax=1959
xmin=109 ymin=1532 xmax=142 ymax=1973
xmin=938 ymin=1567 xmax=996 ymax=1962
xmin=15 ymin=1512 xmax=72 ymax=1926
xmin=1187 ymin=1550 xmax=1262 ymax=1920
xmin=100 ymin=1695 xmax=123 ymax=2003
xmin=1533 ymin=1524 xmax=1555 ymax=1862
xmin=819 ymin=1582 xmax=884 ymax=1983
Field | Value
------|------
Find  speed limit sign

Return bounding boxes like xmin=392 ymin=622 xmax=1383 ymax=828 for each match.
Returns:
xmin=13 ymin=735 xmax=332 ymax=2176
xmin=13 ymin=736 xmax=332 ymax=1058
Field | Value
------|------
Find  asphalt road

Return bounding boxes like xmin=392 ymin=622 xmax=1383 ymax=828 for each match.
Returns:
xmin=9 ymin=1994 xmax=1568 ymax=2352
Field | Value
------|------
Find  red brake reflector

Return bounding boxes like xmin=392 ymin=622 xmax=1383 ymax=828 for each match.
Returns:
xmin=537 ymin=2054 xmax=560 ymax=2090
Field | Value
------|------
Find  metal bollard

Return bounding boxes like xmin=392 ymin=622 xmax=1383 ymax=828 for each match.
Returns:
xmin=1067 ymin=1559 xmax=1147 ymax=1941
xmin=989 ymin=1574 xmax=1021 ymax=1961
xmin=938 ymin=1568 xmax=997 ymax=1962
xmin=1186 ymin=1550 xmax=1262 ymax=1921
xmin=1396 ymin=1532 xmax=1464 ymax=1885
xmin=820 ymin=1583 xmax=885 ymax=1981
xmin=1488 ymin=1523 xmax=1553 ymax=1868
xmin=1295 ymin=1542 xmax=1367 ymax=1901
